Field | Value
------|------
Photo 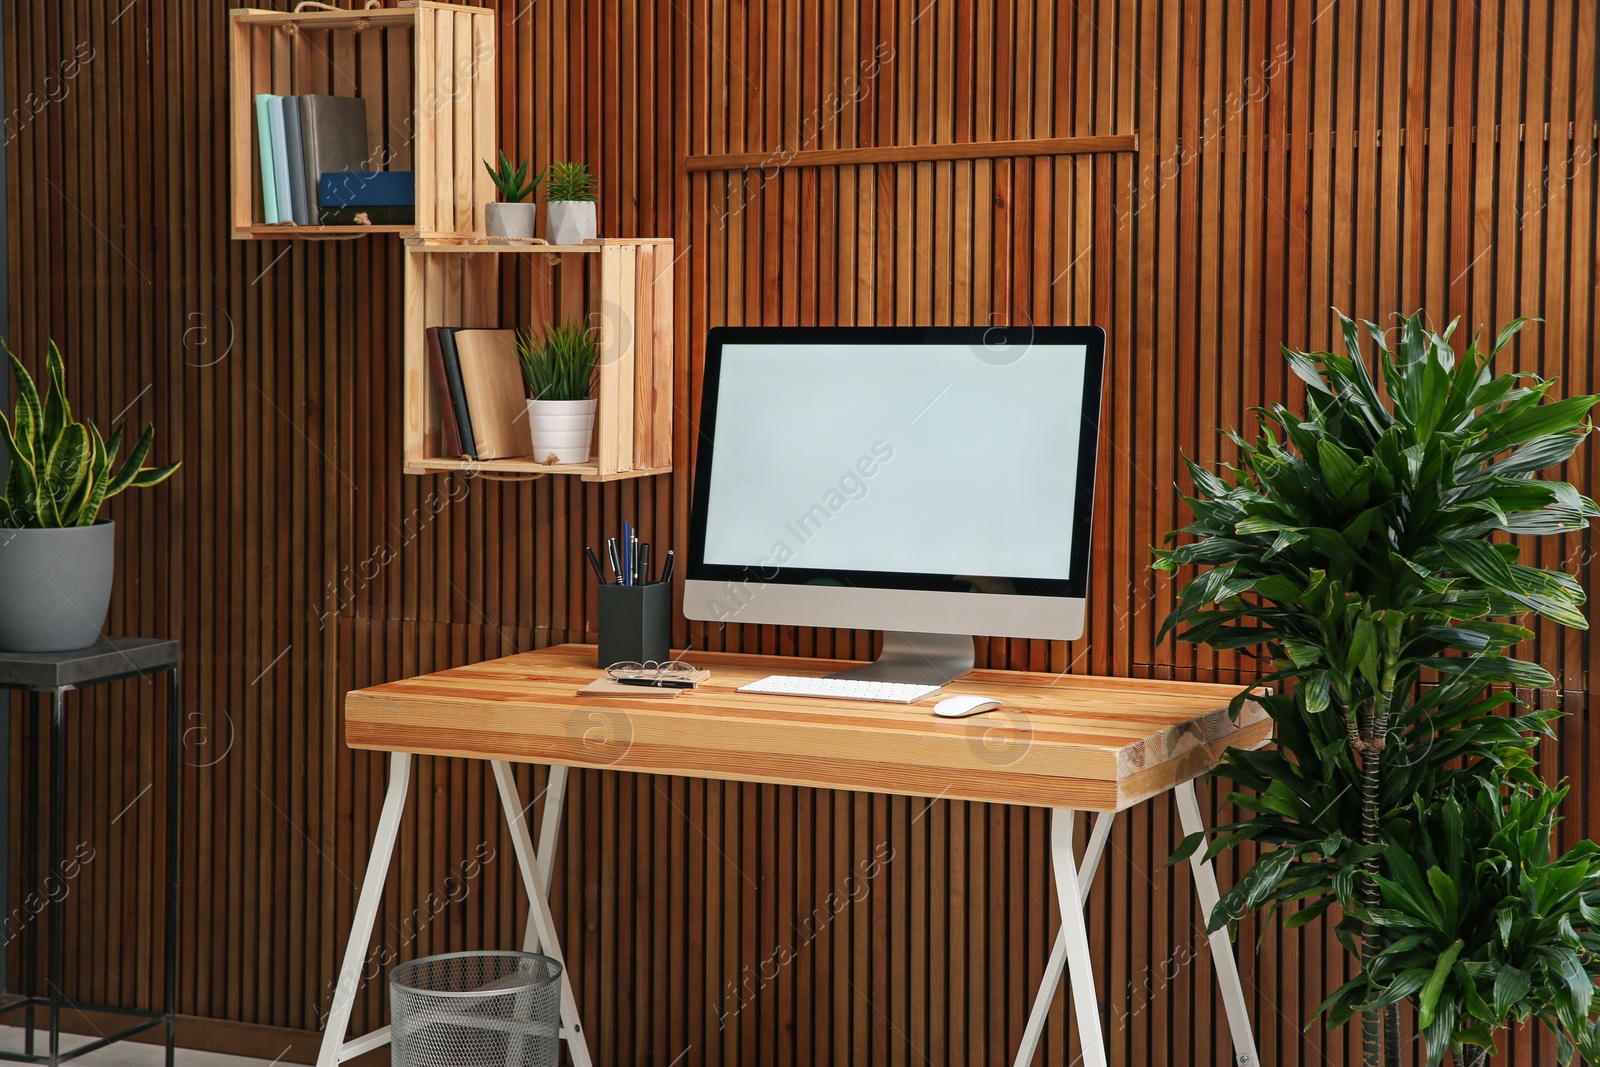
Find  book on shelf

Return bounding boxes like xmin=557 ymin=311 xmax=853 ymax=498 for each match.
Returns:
xmin=298 ymin=94 xmax=371 ymax=221
xmin=255 ymin=93 xmax=418 ymax=227
xmin=265 ymin=96 xmax=294 ymax=225
xmin=427 ymin=326 xmax=476 ymax=459
xmin=452 ymin=329 xmax=529 ymax=460
xmin=280 ymin=97 xmax=312 ymax=225
xmin=425 ymin=326 xmax=465 ymax=457
xmin=320 ymin=171 xmax=413 ymax=207
xmin=253 ymin=94 xmax=279 ymax=224
xmin=319 ymin=171 xmax=414 ymax=225
xmin=317 ymin=205 xmax=415 ymax=226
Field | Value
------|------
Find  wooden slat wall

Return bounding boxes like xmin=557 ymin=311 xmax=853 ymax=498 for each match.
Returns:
xmin=4 ymin=1 xmax=1598 ymax=1065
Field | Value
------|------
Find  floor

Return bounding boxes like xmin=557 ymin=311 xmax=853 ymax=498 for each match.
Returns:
xmin=0 ymin=1029 xmax=277 ymax=1067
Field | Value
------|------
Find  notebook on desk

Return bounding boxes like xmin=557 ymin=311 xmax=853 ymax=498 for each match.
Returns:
xmin=576 ymin=677 xmax=685 ymax=699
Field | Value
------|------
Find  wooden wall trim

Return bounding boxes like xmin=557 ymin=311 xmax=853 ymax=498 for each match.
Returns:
xmin=684 ymin=133 xmax=1140 ymax=172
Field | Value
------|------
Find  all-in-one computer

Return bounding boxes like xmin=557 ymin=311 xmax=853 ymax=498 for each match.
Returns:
xmin=684 ymin=324 xmax=1106 ymax=697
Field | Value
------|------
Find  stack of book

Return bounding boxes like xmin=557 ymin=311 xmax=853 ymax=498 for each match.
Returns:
xmin=253 ymin=93 xmax=414 ymax=226
xmin=426 ymin=327 xmax=530 ymax=461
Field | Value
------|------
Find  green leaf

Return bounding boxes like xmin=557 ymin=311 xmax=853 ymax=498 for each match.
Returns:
xmin=1490 ymin=431 xmax=1586 ymax=475
xmin=1425 ymin=866 xmax=1459 ymax=935
xmin=1316 ymin=438 xmax=1366 ymax=503
xmin=1491 ymin=316 xmax=1534 ymax=354
xmin=1440 ymin=538 xmax=1524 ymax=593
xmin=129 ymin=461 xmax=180 ymax=488
xmin=1479 ymin=393 xmax=1599 ymax=450
xmin=104 ymin=424 xmax=157 ymax=497
xmin=1418 ymin=939 xmax=1465 ymax=1029
xmin=1300 ymin=671 xmax=1331 ymax=713
xmin=1415 ymin=655 xmax=1553 ymax=688
xmin=41 ymin=340 xmax=70 ymax=446
xmin=5 ymin=344 xmax=43 ymax=468
xmin=1168 ymin=831 xmax=1204 ymax=866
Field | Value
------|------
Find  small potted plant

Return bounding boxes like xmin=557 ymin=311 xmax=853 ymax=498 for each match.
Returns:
xmin=0 ymin=341 xmax=180 ymax=651
xmin=483 ymin=151 xmax=544 ymax=239
xmin=543 ymin=160 xmax=597 ymax=245
xmin=518 ymin=320 xmax=598 ymax=465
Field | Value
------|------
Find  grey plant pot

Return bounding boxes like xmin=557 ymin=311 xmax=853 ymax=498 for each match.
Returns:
xmin=484 ymin=202 xmax=539 ymax=240
xmin=0 ymin=520 xmax=115 ymax=652
xmin=546 ymin=201 xmax=597 ymax=245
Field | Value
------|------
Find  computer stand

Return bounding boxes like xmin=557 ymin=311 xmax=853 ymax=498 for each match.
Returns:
xmin=830 ymin=631 xmax=975 ymax=686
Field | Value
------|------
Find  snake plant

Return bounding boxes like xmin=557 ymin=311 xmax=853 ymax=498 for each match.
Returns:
xmin=0 ymin=340 xmax=179 ymax=528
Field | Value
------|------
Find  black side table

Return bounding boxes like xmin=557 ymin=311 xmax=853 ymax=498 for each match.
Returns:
xmin=0 ymin=638 xmax=179 ymax=1066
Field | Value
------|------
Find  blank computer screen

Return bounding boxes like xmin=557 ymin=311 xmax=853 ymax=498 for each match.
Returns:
xmin=699 ymin=340 xmax=1094 ymax=582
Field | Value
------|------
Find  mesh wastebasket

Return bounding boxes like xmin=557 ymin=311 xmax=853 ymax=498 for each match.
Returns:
xmin=389 ymin=951 xmax=564 ymax=1067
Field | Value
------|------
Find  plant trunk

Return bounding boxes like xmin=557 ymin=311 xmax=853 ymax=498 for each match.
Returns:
xmin=1383 ymin=1003 xmax=1402 ymax=1067
xmin=1456 ymin=1046 xmax=1487 ymax=1067
xmin=1362 ymin=1012 xmax=1383 ymax=1067
xmin=1354 ymin=683 xmax=1395 ymax=1067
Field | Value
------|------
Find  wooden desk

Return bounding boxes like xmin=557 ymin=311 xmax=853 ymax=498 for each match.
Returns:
xmin=322 ymin=645 xmax=1270 ymax=1067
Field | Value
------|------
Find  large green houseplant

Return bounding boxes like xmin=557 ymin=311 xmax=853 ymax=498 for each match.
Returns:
xmin=0 ymin=340 xmax=179 ymax=651
xmin=1155 ymin=311 xmax=1600 ymax=1066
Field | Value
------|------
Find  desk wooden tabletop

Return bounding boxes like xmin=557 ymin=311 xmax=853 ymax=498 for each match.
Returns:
xmin=344 ymin=644 xmax=1271 ymax=811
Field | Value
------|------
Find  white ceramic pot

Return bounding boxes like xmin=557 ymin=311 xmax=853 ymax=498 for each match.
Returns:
xmin=546 ymin=201 xmax=597 ymax=245
xmin=527 ymin=398 xmax=597 ymax=464
xmin=485 ymin=202 xmax=539 ymax=239
xmin=0 ymin=520 xmax=115 ymax=651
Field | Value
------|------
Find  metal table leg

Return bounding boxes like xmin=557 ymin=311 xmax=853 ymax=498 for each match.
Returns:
xmin=21 ymin=698 xmax=36 ymax=1058
xmin=315 ymin=753 xmax=413 ymax=1067
xmin=1012 ymin=811 xmax=1115 ymax=1067
xmin=1174 ymin=777 xmax=1260 ymax=1067
xmin=0 ymin=688 xmax=10 ymax=1000
xmin=47 ymin=690 xmax=63 ymax=1066
xmin=164 ymin=667 xmax=180 ymax=1067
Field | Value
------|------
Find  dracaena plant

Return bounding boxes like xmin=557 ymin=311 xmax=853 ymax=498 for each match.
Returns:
xmin=1154 ymin=310 xmax=1600 ymax=1067
xmin=0 ymin=340 xmax=179 ymax=528
xmin=1327 ymin=781 xmax=1600 ymax=1067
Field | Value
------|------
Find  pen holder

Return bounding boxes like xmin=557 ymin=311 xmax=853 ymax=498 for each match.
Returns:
xmin=597 ymin=581 xmax=672 ymax=667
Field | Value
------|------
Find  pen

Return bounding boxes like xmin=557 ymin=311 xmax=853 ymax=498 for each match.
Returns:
xmin=606 ymin=538 xmax=623 ymax=584
xmin=658 ymin=548 xmax=675 ymax=585
xmin=639 ymin=543 xmax=651 ymax=586
xmin=631 ymin=532 xmax=640 ymax=584
xmin=584 ymin=546 xmax=605 ymax=583
xmin=622 ymin=521 xmax=632 ymax=586
xmin=613 ymin=676 xmax=698 ymax=689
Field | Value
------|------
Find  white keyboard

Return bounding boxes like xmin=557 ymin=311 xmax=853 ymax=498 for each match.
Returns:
xmin=737 ymin=674 xmax=942 ymax=704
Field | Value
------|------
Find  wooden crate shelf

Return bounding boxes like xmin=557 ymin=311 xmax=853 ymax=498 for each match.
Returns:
xmin=228 ymin=1 xmax=495 ymax=240
xmin=403 ymin=238 xmax=675 ymax=481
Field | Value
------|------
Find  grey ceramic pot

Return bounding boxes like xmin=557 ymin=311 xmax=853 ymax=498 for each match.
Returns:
xmin=484 ymin=202 xmax=539 ymax=239
xmin=0 ymin=520 xmax=115 ymax=652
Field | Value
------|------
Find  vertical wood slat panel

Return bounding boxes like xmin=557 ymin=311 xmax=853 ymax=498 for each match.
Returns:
xmin=5 ymin=2 xmax=1600 ymax=1066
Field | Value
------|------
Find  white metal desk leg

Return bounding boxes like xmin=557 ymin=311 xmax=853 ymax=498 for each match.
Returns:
xmin=1013 ymin=812 xmax=1115 ymax=1067
xmin=1174 ymin=777 xmax=1260 ymax=1067
xmin=492 ymin=761 xmax=594 ymax=1067
xmin=527 ymin=764 xmax=569 ymax=949
xmin=316 ymin=752 xmax=412 ymax=1067
xmin=1036 ymin=809 xmax=1109 ymax=1067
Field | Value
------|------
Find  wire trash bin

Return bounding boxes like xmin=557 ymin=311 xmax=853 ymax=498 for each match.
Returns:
xmin=389 ymin=950 xmax=564 ymax=1067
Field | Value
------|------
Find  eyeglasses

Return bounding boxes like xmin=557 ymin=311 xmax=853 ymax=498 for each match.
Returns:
xmin=605 ymin=659 xmax=700 ymax=685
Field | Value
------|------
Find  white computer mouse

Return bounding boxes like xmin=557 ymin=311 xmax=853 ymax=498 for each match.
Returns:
xmin=934 ymin=695 xmax=1003 ymax=718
